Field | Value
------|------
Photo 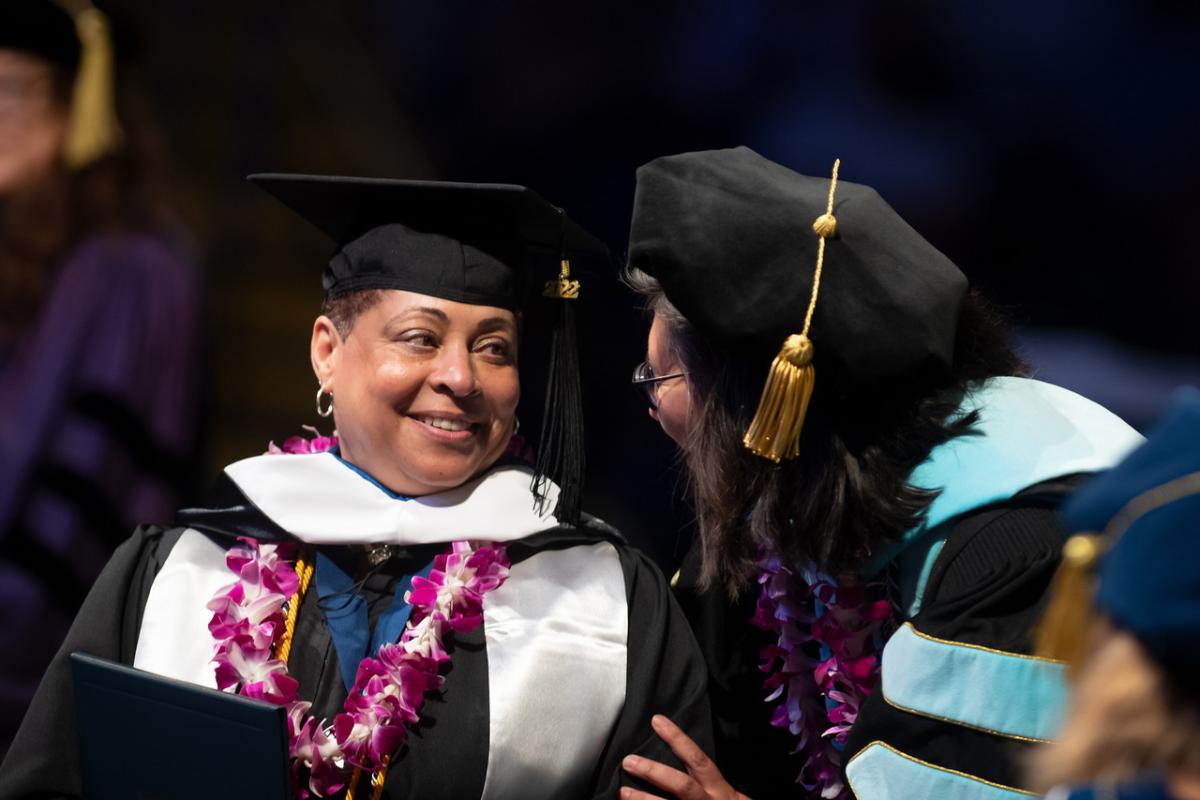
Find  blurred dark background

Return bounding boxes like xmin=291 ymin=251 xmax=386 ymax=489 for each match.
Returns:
xmin=104 ymin=0 xmax=1200 ymax=568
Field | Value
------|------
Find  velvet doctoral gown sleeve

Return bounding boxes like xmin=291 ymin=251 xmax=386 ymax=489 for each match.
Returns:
xmin=672 ymin=542 xmax=799 ymax=799
xmin=588 ymin=541 xmax=715 ymax=799
xmin=844 ymin=481 xmax=1081 ymax=800
xmin=0 ymin=524 xmax=181 ymax=800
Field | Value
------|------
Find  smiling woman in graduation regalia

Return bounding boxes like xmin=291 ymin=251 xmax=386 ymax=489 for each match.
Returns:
xmin=0 ymin=175 xmax=713 ymax=799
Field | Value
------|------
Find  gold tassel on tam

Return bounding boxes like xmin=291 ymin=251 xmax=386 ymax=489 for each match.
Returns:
xmin=58 ymin=1 xmax=124 ymax=169
xmin=1034 ymin=534 xmax=1103 ymax=670
xmin=743 ymin=159 xmax=841 ymax=462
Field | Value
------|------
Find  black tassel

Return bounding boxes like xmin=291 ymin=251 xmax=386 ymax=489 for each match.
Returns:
xmin=533 ymin=291 xmax=585 ymax=526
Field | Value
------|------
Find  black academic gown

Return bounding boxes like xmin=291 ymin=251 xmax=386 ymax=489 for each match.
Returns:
xmin=674 ymin=479 xmax=1083 ymax=800
xmin=0 ymin=473 xmax=713 ymax=800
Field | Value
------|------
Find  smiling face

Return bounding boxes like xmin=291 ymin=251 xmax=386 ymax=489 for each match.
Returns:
xmin=311 ymin=290 xmax=520 ymax=496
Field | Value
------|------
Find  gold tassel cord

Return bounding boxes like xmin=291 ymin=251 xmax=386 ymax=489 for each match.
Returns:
xmin=1033 ymin=534 xmax=1102 ymax=670
xmin=371 ymin=756 xmax=391 ymax=800
xmin=743 ymin=159 xmax=841 ymax=462
xmin=278 ymin=556 xmax=388 ymax=798
xmin=59 ymin=2 xmax=124 ymax=169
xmin=345 ymin=768 xmax=362 ymax=800
xmin=275 ymin=556 xmax=314 ymax=665
xmin=343 ymin=753 xmax=390 ymax=799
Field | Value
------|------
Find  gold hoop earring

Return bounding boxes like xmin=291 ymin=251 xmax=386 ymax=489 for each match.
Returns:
xmin=316 ymin=386 xmax=334 ymax=418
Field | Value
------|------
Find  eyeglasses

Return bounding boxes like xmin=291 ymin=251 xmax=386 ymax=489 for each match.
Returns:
xmin=632 ymin=361 xmax=687 ymax=411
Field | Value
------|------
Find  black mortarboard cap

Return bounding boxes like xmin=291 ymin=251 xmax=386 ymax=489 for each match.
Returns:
xmin=0 ymin=1 xmax=81 ymax=68
xmin=249 ymin=174 xmax=607 ymax=306
xmin=250 ymin=174 xmax=609 ymax=524
xmin=629 ymin=146 xmax=967 ymax=394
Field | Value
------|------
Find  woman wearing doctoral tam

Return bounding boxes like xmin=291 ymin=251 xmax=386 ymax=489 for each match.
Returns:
xmin=1028 ymin=389 xmax=1200 ymax=800
xmin=0 ymin=175 xmax=713 ymax=799
xmin=617 ymin=147 xmax=1143 ymax=799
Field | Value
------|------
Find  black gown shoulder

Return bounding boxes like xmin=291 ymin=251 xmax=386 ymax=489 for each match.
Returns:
xmin=0 ymin=524 xmax=177 ymax=799
xmin=672 ymin=543 xmax=798 ymax=799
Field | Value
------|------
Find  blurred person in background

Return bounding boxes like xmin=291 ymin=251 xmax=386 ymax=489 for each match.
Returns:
xmin=617 ymin=147 xmax=1143 ymax=800
xmin=0 ymin=0 xmax=200 ymax=756
xmin=1030 ymin=390 xmax=1200 ymax=800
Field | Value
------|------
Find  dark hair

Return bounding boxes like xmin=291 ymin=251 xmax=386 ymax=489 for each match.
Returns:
xmin=320 ymin=290 xmax=385 ymax=338
xmin=626 ymin=267 xmax=1027 ymax=596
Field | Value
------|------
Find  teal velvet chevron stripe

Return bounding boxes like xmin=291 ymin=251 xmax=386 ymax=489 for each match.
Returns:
xmin=881 ymin=623 xmax=1068 ymax=741
xmin=846 ymin=741 xmax=1034 ymax=799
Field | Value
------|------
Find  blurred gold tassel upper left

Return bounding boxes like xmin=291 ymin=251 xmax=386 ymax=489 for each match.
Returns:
xmin=57 ymin=0 xmax=124 ymax=169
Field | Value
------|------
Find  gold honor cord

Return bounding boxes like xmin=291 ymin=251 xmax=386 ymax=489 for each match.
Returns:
xmin=743 ymin=159 xmax=841 ymax=463
xmin=275 ymin=556 xmax=315 ymax=665
xmin=275 ymin=555 xmax=392 ymax=800
xmin=345 ymin=755 xmax=390 ymax=800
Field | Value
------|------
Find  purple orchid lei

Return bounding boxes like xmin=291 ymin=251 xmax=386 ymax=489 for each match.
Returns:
xmin=750 ymin=554 xmax=891 ymax=799
xmin=207 ymin=429 xmax=512 ymax=798
xmin=266 ymin=425 xmax=339 ymax=456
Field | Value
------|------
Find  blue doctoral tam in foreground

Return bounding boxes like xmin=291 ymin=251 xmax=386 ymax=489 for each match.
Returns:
xmin=1062 ymin=387 xmax=1200 ymax=678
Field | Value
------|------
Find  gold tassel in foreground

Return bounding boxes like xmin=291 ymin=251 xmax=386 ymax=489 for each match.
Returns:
xmin=743 ymin=159 xmax=840 ymax=462
xmin=1034 ymin=534 xmax=1102 ymax=670
xmin=60 ymin=2 xmax=124 ymax=169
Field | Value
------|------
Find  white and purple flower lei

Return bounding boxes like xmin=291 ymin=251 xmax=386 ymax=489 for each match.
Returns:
xmin=265 ymin=425 xmax=340 ymax=456
xmin=206 ymin=429 xmax=512 ymax=797
xmin=750 ymin=554 xmax=891 ymax=799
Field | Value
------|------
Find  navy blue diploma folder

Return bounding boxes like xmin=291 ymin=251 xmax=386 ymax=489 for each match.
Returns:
xmin=70 ymin=652 xmax=293 ymax=800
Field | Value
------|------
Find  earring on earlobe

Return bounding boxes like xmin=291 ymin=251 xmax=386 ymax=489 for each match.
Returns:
xmin=316 ymin=386 xmax=334 ymax=418
xmin=513 ymin=416 xmax=520 ymax=435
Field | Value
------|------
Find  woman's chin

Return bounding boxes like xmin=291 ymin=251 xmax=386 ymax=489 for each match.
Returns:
xmin=368 ymin=451 xmax=503 ymax=497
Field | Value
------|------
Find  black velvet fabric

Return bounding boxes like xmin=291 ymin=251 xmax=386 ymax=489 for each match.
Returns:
xmin=845 ymin=476 xmax=1088 ymax=792
xmin=627 ymin=146 xmax=968 ymax=395
xmin=673 ymin=544 xmax=801 ymax=799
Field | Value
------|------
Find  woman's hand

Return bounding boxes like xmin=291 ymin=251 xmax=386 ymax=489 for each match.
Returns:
xmin=620 ymin=715 xmax=750 ymax=800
